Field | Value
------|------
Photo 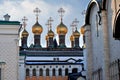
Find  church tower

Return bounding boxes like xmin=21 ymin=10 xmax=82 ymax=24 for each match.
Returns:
xmin=73 ymin=18 xmax=80 ymax=48
xmin=57 ymin=8 xmax=68 ymax=48
xmin=32 ymin=8 xmax=43 ymax=48
xmin=46 ymin=17 xmax=54 ymax=48
xmin=21 ymin=16 xmax=29 ymax=49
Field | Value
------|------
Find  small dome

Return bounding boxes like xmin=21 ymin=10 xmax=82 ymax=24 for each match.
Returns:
xmin=70 ymin=35 xmax=74 ymax=41
xmin=22 ymin=29 xmax=29 ymax=37
xmin=73 ymin=30 xmax=80 ymax=38
xmin=45 ymin=35 xmax=49 ymax=40
xmin=48 ymin=29 xmax=54 ymax=37
xmin=32 ymin=21 xmax=43 ymax=35
xmin=57 ymin=22 xmax=68 ymax=35
xmin=80 ymin=26 xmax=85 ymax=34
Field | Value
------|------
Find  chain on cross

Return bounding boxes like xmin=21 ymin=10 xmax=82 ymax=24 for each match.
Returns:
xmin=33 ymin=7 xmax=41 ymax=21
xmin=22 ymin=16 xmax=28 ymax=29
xmin=58 ymin=8 xmax=65 ymax=22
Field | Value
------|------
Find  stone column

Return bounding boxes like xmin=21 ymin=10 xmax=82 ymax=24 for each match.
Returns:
xmin=101 ymin=10 xmax=110 ymax=80
xmin=85 ymin=25 xmax=93 ymax=80
xmin=30 ymin=69 xmax=32 ymax=79
xmin=62 ymin=68 xmax=65 ymax=77
xmin=43 ymin=69 xmax=46 ymax=77
xmin=56 ymin=69 xmax=58 ymax=76
xmin=49 ymin=68 xmax=52 ymax=77
xmin=36 ymin=68 xmax=39 ymax=79
xmin=68 ymin=69 xmax=72 ymax=73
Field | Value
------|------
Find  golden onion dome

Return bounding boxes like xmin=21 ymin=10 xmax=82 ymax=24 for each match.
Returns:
xmin=32 ymin=21 xmax=43 ymax=35
xmin=70 ymin=35 xmax=74 ymax=41
xmin=22 ymin=29 xmax=29 ymax=37
xmin=80 ymin=26 xmax=85 ymax=34
xmin=48 ymin=29 xmax=54 ymax=37
xmin=45 ymin=35 xmax=49 ymax=41
xmin=73 ymin=30 xmax=80 ymax=38
xmin=57 ymin=22 xmax=68 ymax=35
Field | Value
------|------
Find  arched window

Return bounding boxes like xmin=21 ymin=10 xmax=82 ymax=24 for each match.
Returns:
xmin=33 ymin=69 xmax=36 ymax=76
xmin=59 ymin=68 xmax=62 ymax=76
xmin=26 ymin=69 xmax=29 ymax=76
xmin=72 ymin=68 xmax=78 ymax=73
xmin=39 ymin=68 xmax=43 ymax=76
xmin=65 ymin=68 xmax=68 ymax=76
xmin=113 ymin=11 xmax=120 ymax=39
xmin=46 ymin=68 xmax=49 ymax=76
xmin=52 ymin=68 xmax=56 ymax=76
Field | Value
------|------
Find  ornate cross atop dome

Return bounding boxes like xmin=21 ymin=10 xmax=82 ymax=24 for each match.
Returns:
xmin=58 ymin=8 xmax=65 ymax=22
xmin=48 ymin=17 xmax=53 ymax=29
xmin=22 ymin=16 xmax=28 ymax=28
xmin=71 ymin=22 xmax=76 ymax=33
xmin=73 ymin=18 xmax=79 ymax=30
xmin=33 ymin=7 xmax=41 ymax=21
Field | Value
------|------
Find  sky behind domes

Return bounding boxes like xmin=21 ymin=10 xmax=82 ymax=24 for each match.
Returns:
xmin=0 ymin=0 xmax=90 ymax=47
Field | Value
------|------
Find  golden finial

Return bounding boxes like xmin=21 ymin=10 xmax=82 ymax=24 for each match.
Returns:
xmin=33 ymin=7 xmax=41 ymax=21
xmin=58 ymin=8 xmax=65 ymax=22
xmin=22 ymin=16 xmax=28 ymax=29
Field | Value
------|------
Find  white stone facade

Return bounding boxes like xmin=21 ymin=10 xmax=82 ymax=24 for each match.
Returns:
xmin=84 ymin=0 xmax=120 ymax=80
xmin=0 ymin=23 xmax=20 ymax=80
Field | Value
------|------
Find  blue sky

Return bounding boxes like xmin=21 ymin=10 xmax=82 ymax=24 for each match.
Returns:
xmin=0 ymin=0 xmax=90 ymax=47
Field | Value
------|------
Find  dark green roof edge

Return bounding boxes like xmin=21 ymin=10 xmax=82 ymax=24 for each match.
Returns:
xmin=0 ymin=20 xmax=20 ymax=25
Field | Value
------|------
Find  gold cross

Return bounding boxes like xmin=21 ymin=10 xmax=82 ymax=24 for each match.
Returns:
xmin=33 ymin=7 xmax=41 ymax=21
xmin=48 ymin=17 xmax=53 ymax=29
xmin=22 ymin=16 xmax=28 ymax=28
xmin=58 ymin=8 xmax=65 ymax=22
xmin=46 ymin=20 xmax=50 ymax=31
xmin=70 ymin=22 xmax=76 ymax=33
xmin=73 ymin=18 xmax=79 ymax=30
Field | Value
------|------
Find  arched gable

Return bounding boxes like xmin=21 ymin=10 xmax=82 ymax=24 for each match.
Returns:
xmin=85 ymin=0 xmax=101 ymax=25
xmin=113 ymin=9 xmax=120 ymax=39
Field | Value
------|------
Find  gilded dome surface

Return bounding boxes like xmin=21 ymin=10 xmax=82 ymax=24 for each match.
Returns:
xmin=73 ymin=30 xmax=80 ymax=37
xmin=80 ymin=27 xmax=85 ymax=34
xmin=32 ymin=21 xmax=43 ymax=35
xmin=45 ymin=35 xmax=49 ymax=40
xmin=22 ymin=29 xmax=29 ymax=37
xmin=57 ymin=22 xmax=68 ymax=35
xmin=70 ymin=35 xmax=74 ymax=41
xmin=48 ymin=29 xmax=54 ymax=37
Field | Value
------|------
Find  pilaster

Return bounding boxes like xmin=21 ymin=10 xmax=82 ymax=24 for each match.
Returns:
xmin=85 ymin=24 xmax=93 ymax=80
xmin=101 ymin=10 xmax=110 ymax=80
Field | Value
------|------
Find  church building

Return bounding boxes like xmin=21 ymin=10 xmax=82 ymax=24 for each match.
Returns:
xmin=0 ymin=14 xmax=20 ymax=80
xmin=19 ymin=7 xmax=85 ymax=80
xmin=82 ymin=0 xmax=120 ymax=80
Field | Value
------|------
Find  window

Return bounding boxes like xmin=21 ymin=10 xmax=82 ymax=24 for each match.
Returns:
xmin=26 ymin=69 xmax=29 ymax=76
xmin=59 ymin=68 xmax=62 ymax=76
xmin=65 ymin=68 xmax=68 ymax=76
xmin=0 ymin=68 xmax=1 ymax=80
xmin=33 ymin=69 xmax=36 ymax=76
xmin=113 ymin=12 xmax=120 ymax=39
xmin=72 ymin=68 xmax=78 ymax=73
xmin=46 ymin=68 xmax=49 ymax=76
xmin=52 ymin=69 xmax=56 ymax=76
xmin=39 ymin=69 xmax=43 ymax=76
